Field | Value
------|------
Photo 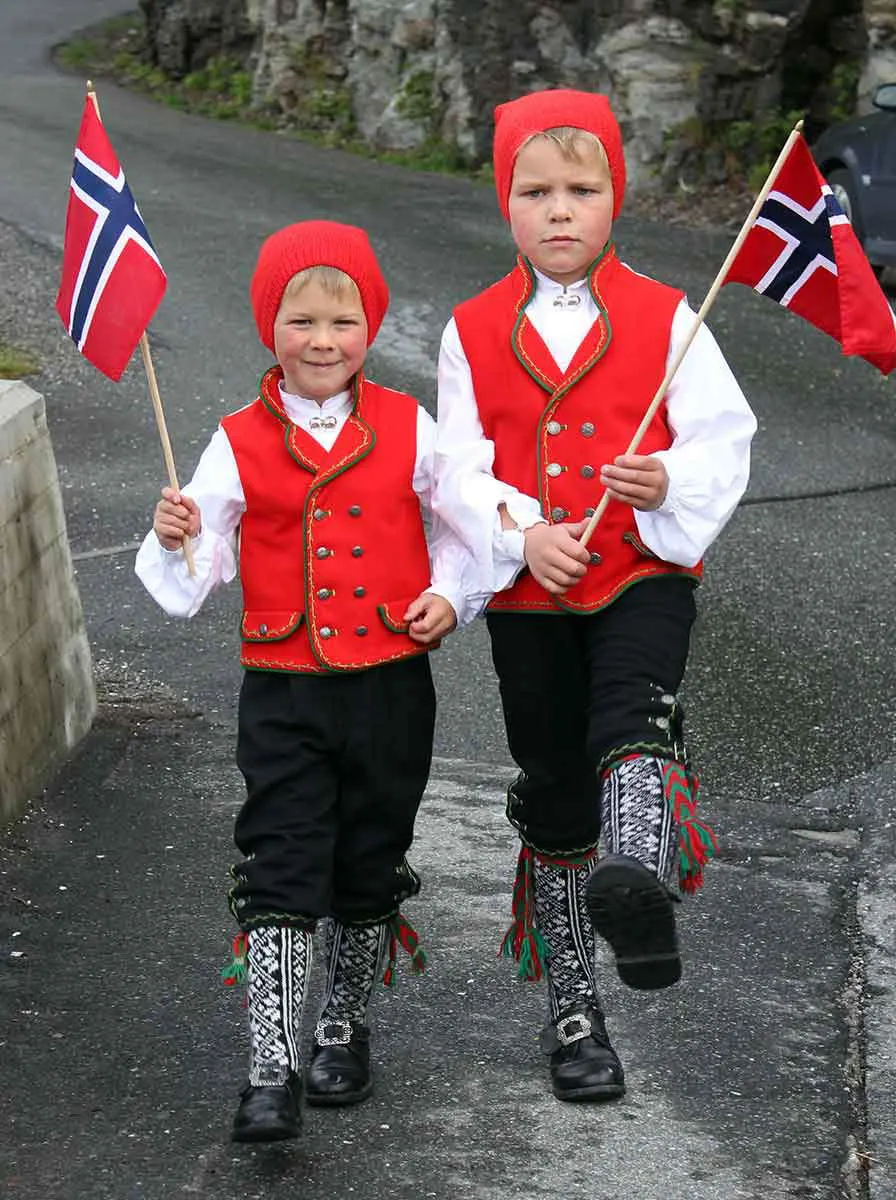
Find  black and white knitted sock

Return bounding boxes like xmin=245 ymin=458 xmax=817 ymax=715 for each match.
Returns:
xmin=601 ymin=755 xmax=678 ymax=887
xmin=533 ymin=858 xmax=598 ymax=1020
xmin=246 ymin=925 xmax=313 ymax=1087
xmin=315 ymin=919 xmax=387 ymax=1033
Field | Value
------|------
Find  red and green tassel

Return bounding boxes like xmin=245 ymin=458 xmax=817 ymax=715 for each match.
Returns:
xmin=382 ymin=913 xmax=427 ymax=988
xmin=662 ymin=762 xmax=718 ymax=894
xmin=499 ymin=844 xmax=547 ymax=982
xmin=221 ymin=931 xmax=249 ymax=986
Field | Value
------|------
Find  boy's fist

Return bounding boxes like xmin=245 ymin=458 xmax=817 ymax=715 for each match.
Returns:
xmin=600 ymin=454 xmax=669 ymax=511
xmin=523 ymin=520 xmax=591 ymax=595
xmin=404 ymin=592 xmax=457 ymax=644
xmin=154 ymin=487 xmax=201 ymax=551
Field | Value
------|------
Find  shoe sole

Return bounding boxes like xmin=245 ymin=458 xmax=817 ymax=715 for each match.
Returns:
xmin=553 ymin=1081 xmax=626 ymax=1103
xmin=231 ymin=1122 xmax=301 ymax=1142
xmin=585 ymin=855 xmax=681 ymax=990
xmin=304 ymin=1080 xmax=374 ymax=1107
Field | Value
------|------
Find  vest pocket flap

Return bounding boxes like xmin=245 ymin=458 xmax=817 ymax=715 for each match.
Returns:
xmin=241 ymin=610 xmax=305 ymax=642
xmin=376 ymin=597 xmax=416 ymax=634
xmin=622 ymin=531 xmax=659 ymax=559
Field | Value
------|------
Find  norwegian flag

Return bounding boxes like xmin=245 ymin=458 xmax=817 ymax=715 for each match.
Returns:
xmin=56 ymin=97 xmax=167 ymax=381
xmin=724 ymin=133 xmax=896 ymax=376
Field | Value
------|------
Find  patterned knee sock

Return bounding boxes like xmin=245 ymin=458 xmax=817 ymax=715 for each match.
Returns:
xmin=315 ymin=920 xmax=386 ymax=1033
xmin=601 ymin=755 xmax=678 ymax=887
xmin=533 ymin=857 xmax=598 ymax=1020
xmin=246 ymin=925 xmax=313 ymax=1087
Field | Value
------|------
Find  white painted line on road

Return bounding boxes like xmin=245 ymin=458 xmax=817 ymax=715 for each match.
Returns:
xmin=72 ymin=541 xmax=142 ymax=561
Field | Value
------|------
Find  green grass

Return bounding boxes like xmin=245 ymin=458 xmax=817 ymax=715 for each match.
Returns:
xmin=56 ymin=15 xmax=252 ymax=120
xmin=54 ymin=10 xmax=483 ymax=179
xmin=0 ymin=341 xmax=40 ymax=379
xmin=55 ymin=13 xmax=145 ymax=74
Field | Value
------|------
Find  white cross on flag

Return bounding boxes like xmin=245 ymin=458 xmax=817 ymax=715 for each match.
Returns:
xmin=56 ymin=98 xmax=167 ymax=381
xmin=723 ymin=134 xmax=896 ymax=376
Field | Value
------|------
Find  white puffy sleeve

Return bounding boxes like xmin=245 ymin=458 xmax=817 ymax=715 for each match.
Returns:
xmin=413 ymin=407 xmax=494 ymax=627
xmin=433 ymin=317 xmax=545 ymax=595
xmin=134 ymin=426 xmax=244 ymax=617
xmin=634 ymin=300 xmax=758 ymax=567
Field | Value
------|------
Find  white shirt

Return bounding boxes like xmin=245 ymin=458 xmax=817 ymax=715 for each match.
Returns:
xmin=433 ymin=267 xmax=758 ymax=590
xmin=135 ymin=381 xmax=489 ymax=626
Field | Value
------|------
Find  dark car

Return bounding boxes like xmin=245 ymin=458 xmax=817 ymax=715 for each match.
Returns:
xmin=813 ymin=82 xmax=896 ymax=277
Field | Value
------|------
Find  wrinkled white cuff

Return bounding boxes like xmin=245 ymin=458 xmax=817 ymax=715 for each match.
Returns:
xmin=502 ymin=494 xmax=546 ymax=532
xmin=426 ymin=582 xmax=465 ymax=629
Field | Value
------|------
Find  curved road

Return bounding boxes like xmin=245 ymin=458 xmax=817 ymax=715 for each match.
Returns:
xmin=2 ymin=5 xmax=896 ymax=1199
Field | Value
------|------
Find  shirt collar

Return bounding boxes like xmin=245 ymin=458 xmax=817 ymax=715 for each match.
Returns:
xmin=532 ymin=267 xmax=589 ymax=295
xmin=278 ymin=381 xmax=352 ymax=425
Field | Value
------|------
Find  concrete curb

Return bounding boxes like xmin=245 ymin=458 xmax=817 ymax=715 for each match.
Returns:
xmin=0 ymin=379 xmax=95 ymax=825
xmin=856 ymin=768 xmax=896 ymax=1198
xmin=806 ymin=761 xmax=896 ymax=1197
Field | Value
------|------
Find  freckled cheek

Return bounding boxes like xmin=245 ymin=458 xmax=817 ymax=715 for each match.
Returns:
xmin=345 ymin=332 xmax=368 ymax=362
xmin=276 ymin=331 xmax=309 ymax=360
xmin=509 ymin=212 xmax=540 ymax=255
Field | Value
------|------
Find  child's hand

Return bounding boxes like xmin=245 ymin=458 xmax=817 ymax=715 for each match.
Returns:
xmin=404 ymin=592 xmax=457 ymax=644
xmin=600 ymin=455 xmax=669 ymax=511
xmin=523 ymin=520 xmax=591 ymax=595
xmin=153 ymin=486 xmax=201 ymax=551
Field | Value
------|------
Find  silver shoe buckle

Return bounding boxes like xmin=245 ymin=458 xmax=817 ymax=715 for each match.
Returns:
xmin=555 ymin=1013 xmax=591 ymax=1046
xmin=315 ymin=1018 xmax=352 ymax=1046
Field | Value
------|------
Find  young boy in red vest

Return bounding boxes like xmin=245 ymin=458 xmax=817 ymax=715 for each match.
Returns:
xmin=137 ymin=220 xmax=482 ymax=1142
xmin=435 ymin=90 xmax=757 ymax=1102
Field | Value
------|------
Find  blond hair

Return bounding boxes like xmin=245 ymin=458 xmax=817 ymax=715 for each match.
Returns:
xmin=519 ymin=126 xmax=610 ymax=173
xmin=282 ymin=265 xmax=362 ymax=304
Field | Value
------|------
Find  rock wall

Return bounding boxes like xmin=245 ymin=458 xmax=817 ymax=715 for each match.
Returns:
xmin=862 ymin=0 xmax=896 ymax=104
xmin=139 ymin=0 xmax=895 ymax=191
xmin=0 ymin=381 xmax=96 ymax=827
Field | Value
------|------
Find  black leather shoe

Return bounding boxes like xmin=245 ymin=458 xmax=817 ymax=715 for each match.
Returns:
xmin=231 ymin=1071 xmax=301 ymax=1142
xmin=305 ymin=1019 xmax=372 ymax=1106
xmin=585 ymin=853 xmax=681 ymax=990
xmin=541 ymin=1003 xmax=625 ymax=1102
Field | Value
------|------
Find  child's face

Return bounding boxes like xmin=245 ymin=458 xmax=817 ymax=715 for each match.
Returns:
xmin=273 ymin=278 xmax=368 ymax=401
xmin=508 ymin=137 xmax=614 ymax=285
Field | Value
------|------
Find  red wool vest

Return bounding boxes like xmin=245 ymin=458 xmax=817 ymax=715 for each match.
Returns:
xmin=453 ymin=246 xmax=703 ymax=614
xmin=221 ymin=367 xmax=433 ymax=672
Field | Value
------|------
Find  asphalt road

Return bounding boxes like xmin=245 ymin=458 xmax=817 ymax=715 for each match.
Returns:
xmin=2 ymin=4 xmax=896 ymax=1199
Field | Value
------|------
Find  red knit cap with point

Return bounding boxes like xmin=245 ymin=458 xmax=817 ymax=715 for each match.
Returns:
xmin=493 ymin=89 xmax=626 ymax=221
xmin=250 ymin=220 xmax=389 ymax=352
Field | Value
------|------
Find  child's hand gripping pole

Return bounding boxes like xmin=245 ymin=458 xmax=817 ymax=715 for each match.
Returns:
xmin=579 ymin=119 xmax=805 ymax=550
xmin=86 ymin=80 xmax=195 ymax=576
xmin=138 ymin=333 xmax=196 ymax=575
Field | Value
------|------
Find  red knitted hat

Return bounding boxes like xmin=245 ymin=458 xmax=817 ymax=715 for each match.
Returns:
xmin=492 ymin=89 xmax=626 ymax=221
xmin=250 ymin=220 xmax=390 ymax=351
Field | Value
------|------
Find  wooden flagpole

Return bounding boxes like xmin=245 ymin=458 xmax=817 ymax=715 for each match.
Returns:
xmin=578 ymin=118 xmax=805 ymax=548
xmin=86 ymin=80 xmax=195 ymax=576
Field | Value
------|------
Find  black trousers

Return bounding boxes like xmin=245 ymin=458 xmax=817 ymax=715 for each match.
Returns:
xmin=229 ymin=656 xmax=436 ymax=929
xmin=486 ymin=576 xmax=697 ymax=854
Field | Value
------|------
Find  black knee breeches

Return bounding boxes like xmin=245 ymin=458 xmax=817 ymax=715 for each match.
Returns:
xmin=487 ymin=576 xmax=697 ymax=854
xmin=229 ymin=657 xmax=435 ymax=929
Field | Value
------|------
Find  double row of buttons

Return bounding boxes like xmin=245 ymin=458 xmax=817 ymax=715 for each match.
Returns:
xmin=550 ymin=504 xmax=598 ymax=521
xmin=314 ymin=504 xmax=363 ymax=520
xmin=315 ymin=501 xmax=368 ymax=638
xmin=317 ymin=580 xmax=370 ymax=639
xmin=547 ymin=421 xmax=595 ymax=437
xmin=546 ymin=463 xmax=595 ymax=478
xmin=319 ymin=625 xmax=368 ymax=639
xmin=317 ymin=586 xmax=366 ymax=599
xmin=546 ymin=421 xmax=597 ymax=482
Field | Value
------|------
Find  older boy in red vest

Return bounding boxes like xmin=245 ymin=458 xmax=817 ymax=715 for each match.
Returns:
xmin=137 ymin=221 xmax=481 ymax=1142
xmin=435 ymin=90 xmax=757 ymax=1102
